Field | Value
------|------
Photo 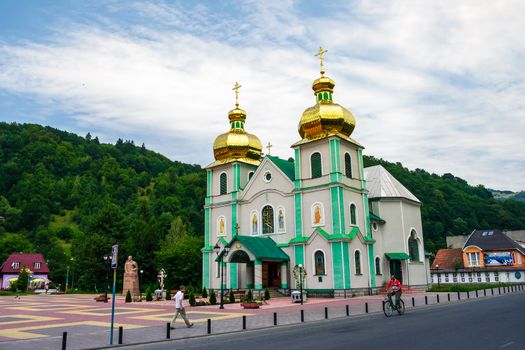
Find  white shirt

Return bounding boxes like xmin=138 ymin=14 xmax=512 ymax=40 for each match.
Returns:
xmin=175 ymin=291 xmax=184 ymax=309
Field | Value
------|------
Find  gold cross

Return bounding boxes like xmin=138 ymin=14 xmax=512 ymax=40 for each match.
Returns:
xmin=235 ymin=223 xmax=240 ymax=235
xmin=314 ymin=46 xmax=328 ymax=76
xmin=266 ymin=141 xmax=273 ymax=155
xmin=232 ymin=81 xmax=242 ymax=107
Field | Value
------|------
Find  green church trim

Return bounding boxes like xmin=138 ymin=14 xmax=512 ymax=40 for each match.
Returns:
xmin=294 ymin=193 xmax=303 ymax=238
xmin=368 ymin=244 xmax=376 ymax=287
xmin=202 ymin=251 xmax=210 ymax=288
xmin=343 ymin=241 xmax=351 ymax=289
xmin=331 ymin=241 xmax=344 ymax=289
xmin=231 ymin=203 xmax=237 ymax=237
xmin=206 ymin=170 xmax=212 ymax=196
xmin=230 ymin=263 xmax=238 ymax=289
xmin=294 ymin=148 xmax=301 ymax=189
xmin=254 ymin=259 xmax=262 ymax=289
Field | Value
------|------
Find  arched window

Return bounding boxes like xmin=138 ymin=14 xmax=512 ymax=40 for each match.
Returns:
xmin=314 ymin=251 xmax=325 ymax=275
xmin=219 ymin=173 xmax=227 ymax=195
xmin=310 ymin=152 xmax=322 ymax=178
xmin=355 ymin=250 xmax=361 ymax=274
xmin=248 ymin=171 xmax=254 ymax=181
xmin=344 ymin=153 xmax=352 ymax=178
xmin=409 ymin=231 xmax=420 ymax=262
xmin=262 ymin=205 xmax=274 ymax=234
xmin=375 ymin=257 xmax=381 ymax=275
xmin=350 ymin=204 xmax=357 ymax=225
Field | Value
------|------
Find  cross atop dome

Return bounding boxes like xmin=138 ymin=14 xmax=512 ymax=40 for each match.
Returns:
xmin=314 ymin=47 xmax=328 ymax=77
xmin=232 ymin=81 xmax=242 ymax=108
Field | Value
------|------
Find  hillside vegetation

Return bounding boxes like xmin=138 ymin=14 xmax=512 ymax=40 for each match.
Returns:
xmin=0 ymin=122 xmax=205 ymax=291
xmin=1 ymin=122 xmax=524 ymax=290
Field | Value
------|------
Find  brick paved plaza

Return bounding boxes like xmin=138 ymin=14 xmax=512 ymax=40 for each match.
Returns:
xmin=1 ymin=288 xmax=517 ymax=350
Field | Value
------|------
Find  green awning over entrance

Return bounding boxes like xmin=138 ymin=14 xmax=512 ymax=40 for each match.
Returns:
xmin=385 ymin=252 xmax=410 ymax=260
xmin=231 ymin=236 xmax=289 ymax=261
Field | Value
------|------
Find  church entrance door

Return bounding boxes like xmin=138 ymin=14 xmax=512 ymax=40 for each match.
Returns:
xmin=389 ymin=260 xmax=403 ymax=283
xmin=262 ymin=262 xmax=281 ymax=288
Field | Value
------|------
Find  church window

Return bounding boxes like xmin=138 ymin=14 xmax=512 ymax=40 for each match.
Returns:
xmin=314 ymin=251 xmax=325 ymax=275
xmin=248 ymin=172 xmax=254 ymax=181
xmin=323 ymin=92 xmax=328 ymax=100
xmin=264 ymin=170 xmax=272 ymax=182
xmin=318 ymin=93 xmax=322 ymax=101
xmin=355 ymin=250 xmax=362 ymax=274
xmin=344 ymin=153 xmax=352 ymax=178
xmin=311 ymin=152 xmax=322 ymax=178
xmin=408 ymin=231 xmax=420 ymax=262
xmin=350 ymin=204 xmax=357 ymax=225
xmin=262 ymin=205 xmax=274 ymax=234
xmin=375 ymin=257 xmax=381 ymax=275
xmin=219 ymin=173 xmax=227 ymax=195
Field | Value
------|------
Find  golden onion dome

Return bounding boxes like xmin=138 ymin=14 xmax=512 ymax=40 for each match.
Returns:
xmin=298 ymin=47 xmax=356 ymax=140
xmin=212 ymin=82 xmax=262 ymax=166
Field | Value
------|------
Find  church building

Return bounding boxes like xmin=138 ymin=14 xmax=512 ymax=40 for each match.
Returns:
xmin=201 ymin=49 xmax=429 ymax=295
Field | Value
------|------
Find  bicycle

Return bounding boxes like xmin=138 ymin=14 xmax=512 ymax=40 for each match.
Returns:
xmin=383 ymin=294 xmax=405 ymax=317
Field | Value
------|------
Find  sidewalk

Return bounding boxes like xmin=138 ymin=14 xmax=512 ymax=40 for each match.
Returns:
xmin=1 ymin=286 xmax=522 ymax=350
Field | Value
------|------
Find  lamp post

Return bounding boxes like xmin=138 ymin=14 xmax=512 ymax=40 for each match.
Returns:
xmin=435 ymin=264 xmax=440 ymax=288
xmin=294 ymin=264 xmax=306 ymax=305
xmin=103 ymin=254 xmax=111 ymax=303
xmin=214 ymin=243 xmax=230 ymax=309
xmin=139 ymin=269 xmax=144 ymax=300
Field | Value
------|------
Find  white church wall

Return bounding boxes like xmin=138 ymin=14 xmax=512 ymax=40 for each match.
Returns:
xmin=241 ymin=159 xmax=294 ymax=200
xmin=302 ymin=189 xmax=333 ymax=236
xmin=210 ymin=204 xmax=232 ymax=241
xmin=305 ymin=237 xmax=334 ymax=289
xmin=210 ymin=164 xmax=233 ymax=198
xmin=348 ymin=239 xmax=370 ymax=289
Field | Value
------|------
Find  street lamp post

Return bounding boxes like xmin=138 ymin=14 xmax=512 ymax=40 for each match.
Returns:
xmin=297 ymin=264 xmax=306 ymax=305
xmin=214 ymin=243 xmax=230 ymax=309
xmin=139 ymin=269 xmax=144 ymax=300
xmin=103 ymin=255 xmax=111 ymax=303
xmin=435 ymin=264 xmax=440 ymax=288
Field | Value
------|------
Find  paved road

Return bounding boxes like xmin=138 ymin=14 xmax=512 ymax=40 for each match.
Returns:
xmin=111 ymin=292 xmax=524 ymax=350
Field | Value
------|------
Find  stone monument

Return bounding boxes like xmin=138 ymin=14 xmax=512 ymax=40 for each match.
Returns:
xmin=122 ymin=256 xmax=140 ymax=298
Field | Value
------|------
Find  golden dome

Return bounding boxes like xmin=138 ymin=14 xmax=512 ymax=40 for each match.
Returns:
xmin=298 ymin=47 xmax=356 ymax=140
xmin=211 ymin=82 xmax=262 ymax=166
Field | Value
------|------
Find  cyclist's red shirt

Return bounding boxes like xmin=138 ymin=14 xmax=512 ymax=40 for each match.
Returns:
xmin=387 ymin=278 xmax=402 ymax=291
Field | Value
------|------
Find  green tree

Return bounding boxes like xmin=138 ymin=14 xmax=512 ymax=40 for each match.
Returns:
xmin=16 ymin=267 xmax=29 ymax=292
xmin=209 ymin=289 xmax=217 ymax=305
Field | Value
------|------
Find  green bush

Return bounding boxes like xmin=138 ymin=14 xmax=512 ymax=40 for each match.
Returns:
xmin=209 ymin=289 xmax=217 ymax=305
xmin=202 ymin=287 xmax=208 ymax=298
xmin=264 ymin=288 xmax=270 ymax=300
xmin=17 ymin=268 xmax=29 ymax=292
xmin=247 ymin=289 xmax=253 ymax=302
xmin=165 ymin=292 xmax=171 ymax=300
xmin=145 ymin=288 xmax=153 ymax=301
xmin=229 ymin=289 xmax=235 ymax=303
xmin=125 ymin=290 xmax=132 ymax=303
xmin=427 ymin=283 xmax=512 ymax=293
xmin=189 ymin=292 xmax=196 ymax=306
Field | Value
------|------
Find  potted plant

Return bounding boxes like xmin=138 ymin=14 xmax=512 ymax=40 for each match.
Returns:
xmin=241 ymin=289 xmax=260 ymax=309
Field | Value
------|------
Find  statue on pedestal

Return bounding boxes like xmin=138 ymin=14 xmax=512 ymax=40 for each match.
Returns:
xmin=122 ymin=256 xmax=140 ymax=298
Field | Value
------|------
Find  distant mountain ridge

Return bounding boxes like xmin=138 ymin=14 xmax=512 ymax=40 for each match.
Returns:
xmin=489 ymin=189 xmax=525 ymax=202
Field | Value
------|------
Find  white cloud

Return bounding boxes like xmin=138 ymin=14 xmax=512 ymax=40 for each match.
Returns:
xmin=0 ymin=0 xmax=524 ymax=190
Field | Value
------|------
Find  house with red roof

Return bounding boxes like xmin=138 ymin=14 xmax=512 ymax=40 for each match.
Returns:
xmin=0 ymin=253 xmax=49 ymax=289
xmin=431 ymin=229 xmax=525 ymax=285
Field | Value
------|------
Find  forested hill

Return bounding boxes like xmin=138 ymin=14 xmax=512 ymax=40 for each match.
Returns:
xmin=363 ymin=156 xmax=525 ymax=252
xmin=0 ymin=122 xmax=205 ymax=290
xmin=1 ymin=122 xmax=524 ymax=291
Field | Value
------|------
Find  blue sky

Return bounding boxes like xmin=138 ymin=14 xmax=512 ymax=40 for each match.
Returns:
xmin=1 ymin=0 xmax=524 ymax=191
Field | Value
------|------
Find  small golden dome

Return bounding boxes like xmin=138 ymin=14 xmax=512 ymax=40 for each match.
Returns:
xmin=298 ymin=48 xmax=356 ymax=140
xmin=212 ymin=82 xmax=262 ymax=166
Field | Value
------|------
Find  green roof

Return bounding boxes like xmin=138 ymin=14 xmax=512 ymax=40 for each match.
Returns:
xmin=266 ymin=155 xmax=295 ymax=181
xmin=369 ymin=212 xmax=385 ymax=223
xmin=385 ymin=252 xmax=410 ymax=260
xmin=231 ymin=236 xmax=289 ymax=261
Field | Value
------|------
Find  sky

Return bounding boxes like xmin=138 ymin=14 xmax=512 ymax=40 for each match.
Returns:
xmin=0 ymin=0 xmax=524 ymax=191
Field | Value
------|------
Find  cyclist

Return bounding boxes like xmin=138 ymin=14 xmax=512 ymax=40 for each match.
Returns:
xmin=386 ymin=275 xmax=402 ymax=310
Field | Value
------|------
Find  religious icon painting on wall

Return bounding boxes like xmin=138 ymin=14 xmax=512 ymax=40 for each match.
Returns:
xmin=312 ymin=203 xmax=324 ymax=226
xmin=277 ymin=207 xmax=285 ymax=232
xmin=218 ymin=216 xmax=226 ymax=236
xmin=251 ymin=212 xmax=258 ymax=235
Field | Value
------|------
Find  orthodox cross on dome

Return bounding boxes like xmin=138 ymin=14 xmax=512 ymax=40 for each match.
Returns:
xmin=266 ymin=141 xmax=273 ymax=155
xmin=232 ymin=81 xmax=242 ymax=108
xmin=314 ymin=46 xmax=328 ymax=76
xmin=235 ymin=223 xmax=240 ymax=236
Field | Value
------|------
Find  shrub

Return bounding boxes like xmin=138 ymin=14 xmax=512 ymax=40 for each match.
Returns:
xmin=246 ymin=289 xmax=253 ymax=302
xmin=145 ymin=288 xmax=153 ymax=301
xmin=202 ymin=287 xmax=208 ymax=298
xmin=125 ymin=290 xmax=132 ymax=303
xmin=209 ymin=289 xmax=217 ymax=305
xmin=264 ymin=288 xmax=271 ymax=300
xmin=165 ymin=292 xmax=171 ymax=300
xmin=229 ymin=289 xmax=235 ymax=303
xmin=189 ymin=292 xmax=196 ymax=306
